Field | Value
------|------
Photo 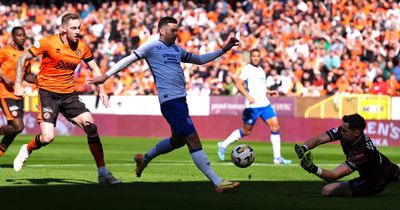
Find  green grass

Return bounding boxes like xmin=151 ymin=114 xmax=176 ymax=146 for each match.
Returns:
xmin=0 ymin=135 xmax=399 ymax=210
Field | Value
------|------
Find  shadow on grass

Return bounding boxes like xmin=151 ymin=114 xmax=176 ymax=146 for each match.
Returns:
xmin=0 ymin=181 xmax=399 ymax=210
xmin=0 ymin=164 xmax=13 ymax=169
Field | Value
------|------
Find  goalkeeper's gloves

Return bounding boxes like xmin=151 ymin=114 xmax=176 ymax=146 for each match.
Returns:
xmin=294 ymin=144 xmax=308 ymax=159
xmin=300 ymin=151 xmax=319 ymax=174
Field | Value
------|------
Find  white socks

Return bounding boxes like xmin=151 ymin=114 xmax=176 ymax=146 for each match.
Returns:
xmin=191 ymin=149 xmax=222 ymax=186
xmin=271 ymin=132 xmax=281 ymax=159
xmin=98 ymin=166 xmax=108 ymax=176
xmin=220 ymin=129 xmax=243 ymax=148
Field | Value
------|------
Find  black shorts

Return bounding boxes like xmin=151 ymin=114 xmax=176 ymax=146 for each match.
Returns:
xmin=38 ymin=89 xmax=89 ymax=125
xmin=349 ymin=164 xmax=400 ymax=196
xmin=0 ymin=98 xmax=24 ymax=121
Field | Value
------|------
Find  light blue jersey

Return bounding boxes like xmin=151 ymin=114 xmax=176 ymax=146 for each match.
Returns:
xmin=133 ymin=40 xmax=192 ymax=104
xmin=106 ymin=39 xmax=223 ymax=104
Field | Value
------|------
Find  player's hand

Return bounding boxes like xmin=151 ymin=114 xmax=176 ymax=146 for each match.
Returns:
xmin=294 ymin=144 xmax=308 ymax=159
xmin=14 ymin=83 xmax=24 ymax=96
xmin=300 ymin=151 xmax=318 ymax=174
xmin=247 ymin=96 xmax=255 ymax=104
xmin=98 ymin=86 xmax=110 ymax=108
xmin=87 ymin=74 xmax=110 ymax=85
xmin=222 ymin=37 xmax=240 ymax=53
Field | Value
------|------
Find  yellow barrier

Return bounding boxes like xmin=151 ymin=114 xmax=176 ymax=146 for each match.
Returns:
xmin=304 ymin=94 xmax=391 ymax=120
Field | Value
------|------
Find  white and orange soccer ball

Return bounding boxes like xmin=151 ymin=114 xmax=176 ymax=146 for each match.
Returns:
xmin=231 ymin=144 xmax=255 ymax=168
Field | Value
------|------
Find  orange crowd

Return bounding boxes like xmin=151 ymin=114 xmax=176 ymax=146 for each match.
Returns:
xmin=0 ymin=0 xmax=400 ymax=97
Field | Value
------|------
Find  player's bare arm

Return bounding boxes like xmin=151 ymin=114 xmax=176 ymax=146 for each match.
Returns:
xmin=23 ymin=63 xmax=37 ymax=84
xmin=15 ymin=50 xmax=35 ymax=96
xmin=86 ymin=60 xmax=110 ymax=108
xmin=235 ymin=78 xmax=254 ymax=104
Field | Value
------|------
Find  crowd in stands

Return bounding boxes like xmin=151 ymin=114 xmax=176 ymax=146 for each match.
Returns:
xmin=1 ymin=0 xmax=400 ymax=97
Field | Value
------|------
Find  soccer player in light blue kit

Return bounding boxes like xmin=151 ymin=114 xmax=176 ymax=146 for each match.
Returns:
xmin=217 ymin=49 xmax=292 ymax=165
xmin=89 ymin=17 xmax=240 ymax=192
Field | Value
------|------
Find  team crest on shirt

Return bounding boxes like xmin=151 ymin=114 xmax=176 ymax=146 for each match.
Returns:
xmin=156 ymin=46 xmax=162 ymax=50
xmin=75 ymin=49 xmax=81 ymax=56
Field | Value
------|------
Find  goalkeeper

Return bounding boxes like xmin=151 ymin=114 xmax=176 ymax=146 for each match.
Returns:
xmin=294 ymin=113 xmax=400 ymax=197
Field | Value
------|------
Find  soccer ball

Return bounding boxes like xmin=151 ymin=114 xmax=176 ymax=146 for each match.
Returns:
xmin=231 ymin=144 xmax=255 ymax=168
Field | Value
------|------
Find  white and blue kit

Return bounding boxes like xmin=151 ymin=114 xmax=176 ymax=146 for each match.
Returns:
xmin=239 ymin=63 xmax=277 ymax=126
xmin=106 ymin=39 xmax=223 ymax=137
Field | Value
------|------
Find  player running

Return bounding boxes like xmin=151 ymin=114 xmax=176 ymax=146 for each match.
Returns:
xmin=217 ymin=49 xmax=291 ymax=165
xmin=89 ymin=16 xmax=240 ymax=192
xmin=295 ymin=113 xmax=400 ymax=196
xmin=0 ymin=26 xmax=36 ymax=157
xmin=13 ymin=13 xmax=121 ymax=184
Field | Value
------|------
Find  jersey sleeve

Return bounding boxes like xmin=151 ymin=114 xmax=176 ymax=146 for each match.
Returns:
xmin=82 ymin=43 xmax=94 ymax=63
xmin=238 ymin=65 xmax=250 ymax=81
xmin=133 ymin=41 xmax=152 ymax=59
xmin=179 ymin=46 xmax=192 ymax=62
xmin=29 ymin=38 xmax=49 ymax=56
xmin=325 ymin=126 xmax=342 ymax=142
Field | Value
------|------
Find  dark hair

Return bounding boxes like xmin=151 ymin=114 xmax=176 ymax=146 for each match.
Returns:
xmin=158 ymin=17 xmax=177 ymax=31
xmin=342 ymin=113 xmax=366 ymax=132
xmin=250 ymin=48 xmax=260 ymax=55
xmin=11 ymin=26 xmax=24 ymax=36
xmin=62 ymin=13 xmax=80 ymax=25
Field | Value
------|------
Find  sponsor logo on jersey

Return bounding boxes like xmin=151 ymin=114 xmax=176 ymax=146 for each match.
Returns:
xmin=55 ymin=60 xmax=78 ymax=70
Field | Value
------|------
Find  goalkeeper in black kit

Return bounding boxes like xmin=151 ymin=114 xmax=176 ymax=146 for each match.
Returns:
xmin=294 ymin=113 xmax=400 ymax=196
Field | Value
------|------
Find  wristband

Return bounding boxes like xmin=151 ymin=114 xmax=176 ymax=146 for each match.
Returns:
xmin=316 ymin=167 xmax=323 ymax=176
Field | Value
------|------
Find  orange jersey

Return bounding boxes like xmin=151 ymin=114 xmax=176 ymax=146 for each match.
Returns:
xmin=0 ymin=45 xmax=27 ymax=99
xmin=30 ymin=34 xmax=93 ymax=94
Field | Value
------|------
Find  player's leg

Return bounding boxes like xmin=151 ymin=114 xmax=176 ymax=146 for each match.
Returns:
xmin=0 ymin=119 xmax=24 ymax=156
xmin=321 ymin=182 xmax=352 ymax=196
xmin=262 ymin=105 xmax=291 ymax=164
xmin=217 ymin=108 xmax=256 ymax=161
xmin=72 ymin=111 xmax=121 ymax=184
xmin=186 ymin=131 xmax=240 ymax=192
xmin=0 ymin=98 xmax=24 ymax=156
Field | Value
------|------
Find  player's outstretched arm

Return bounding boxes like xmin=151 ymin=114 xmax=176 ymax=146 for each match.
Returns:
xmin=187 ymin=37 xmax=240 ymax=65
xmin=300 ymin=151 xmax=353 ymax=182
xmin=15 ymin=51 xmax=35 ymax=96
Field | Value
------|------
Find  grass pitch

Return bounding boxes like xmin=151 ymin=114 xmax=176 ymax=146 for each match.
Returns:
xmin=0 ymin=135 xmax=399 ymax=210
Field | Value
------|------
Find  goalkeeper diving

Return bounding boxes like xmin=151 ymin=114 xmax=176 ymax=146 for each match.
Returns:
xmin=294 ymin=113 xmax=400 ymax=197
